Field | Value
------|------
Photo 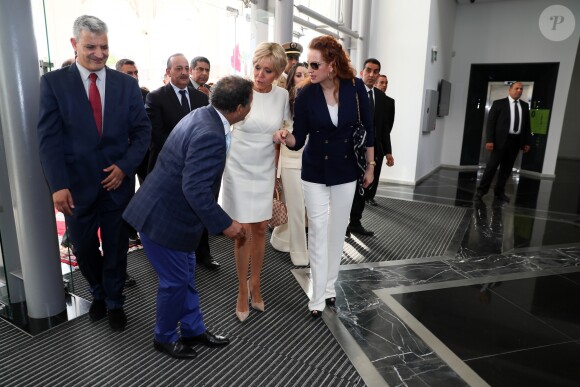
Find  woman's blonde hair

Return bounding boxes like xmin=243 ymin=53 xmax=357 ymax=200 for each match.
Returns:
xmin=252 ymin=42 xmax=288 ymax=78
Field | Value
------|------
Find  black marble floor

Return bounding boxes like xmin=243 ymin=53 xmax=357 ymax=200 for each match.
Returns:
xmin=294 ymin=160 xmax=580 ymax=386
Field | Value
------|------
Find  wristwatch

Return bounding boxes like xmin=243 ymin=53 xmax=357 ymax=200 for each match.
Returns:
xmin=367 ymin=161 xmax=376 ymax=166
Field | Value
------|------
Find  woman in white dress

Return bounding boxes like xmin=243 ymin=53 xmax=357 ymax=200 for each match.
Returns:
xmin=270 ymin=63 xmax=309 ymax=266
xmin=221 ymin=42 xmax=289 ymax=322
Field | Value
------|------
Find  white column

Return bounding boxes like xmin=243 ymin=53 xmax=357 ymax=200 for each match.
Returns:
xmin=0 ymin=0 xmax=65 ymax=318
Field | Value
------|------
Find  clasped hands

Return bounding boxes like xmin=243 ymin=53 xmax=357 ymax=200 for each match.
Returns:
xmin=272 ymin=129 xmax=295 ymax=147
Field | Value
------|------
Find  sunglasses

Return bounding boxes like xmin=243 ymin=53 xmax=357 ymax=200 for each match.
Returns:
xmin=307 ymin=61 xmax=326 ymax=70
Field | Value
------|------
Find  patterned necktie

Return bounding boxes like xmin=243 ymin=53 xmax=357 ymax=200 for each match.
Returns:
xmin=88 ymin=73 xmax=102 ymax=136
xmin=513 ymin=100 xmax=520 ymax=134
xmin=368 ymin=90 xmax=375 ymax=116
xmin=179 ymin=90 xmax=190 ymax=115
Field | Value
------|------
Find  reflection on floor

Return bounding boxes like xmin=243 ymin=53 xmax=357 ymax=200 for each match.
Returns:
xmin=294 ymin=161 xmax=580 ymax=386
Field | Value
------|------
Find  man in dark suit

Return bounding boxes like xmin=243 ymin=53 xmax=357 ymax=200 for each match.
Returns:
xmin=123 ymin=76 xmax=251 ymax=359
xmin=475 ymin=82 xmax=532 ymax=203
xmin=37 ymin=15 xmax=151 ymax=332
xmin=366 ymin=72 xmax=395 ymax=206
xmin=348 ymin=58 xmax=395 ymax=236
xmin=146 ymin=53 xmax=208 ymax=174
xmin=188 ymin=56 xmax=211 ymax=97
xmin=146 ymin=54 xmax=219 ymax=270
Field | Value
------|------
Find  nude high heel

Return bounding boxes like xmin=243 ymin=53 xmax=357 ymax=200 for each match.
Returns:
xmin=248 ymin=279 xmax=265 ymax=312
xmin=236 ymin=309 xmax=249 ymax=323
xmin=236 ymin=292 xmax=249 ymax=322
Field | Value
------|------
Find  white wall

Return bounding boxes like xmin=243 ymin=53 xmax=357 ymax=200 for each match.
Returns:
xmin=368 ymin=0 xmax=433 ymax=185
xmin=416 ymin=0 xmax=457 ymax=181
xmin=441 ymin=0 xmax=580 ymax=175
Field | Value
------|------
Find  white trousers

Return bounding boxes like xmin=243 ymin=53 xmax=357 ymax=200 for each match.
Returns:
xmin=270 ymin=168 xmax=309 ymax=265
xmin=302 ymin=180 xmax=356 ymax=311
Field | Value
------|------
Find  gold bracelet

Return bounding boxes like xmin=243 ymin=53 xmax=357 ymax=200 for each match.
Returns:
xmin=367 ymin=161 xmax=376 ymax=166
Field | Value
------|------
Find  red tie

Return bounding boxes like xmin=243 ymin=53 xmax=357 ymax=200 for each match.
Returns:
xmin=89 ymin=73 xmax=102 ymax=137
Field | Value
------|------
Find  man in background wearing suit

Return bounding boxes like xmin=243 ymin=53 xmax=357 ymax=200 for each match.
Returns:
xmin=188 ymin=56 xmax=211 ymax=97
xmin=475 ymin=82 xmax=532 ymax=203
xmin=146 ymin=54 xmax=219 ymax=270
xmin=366 ymin=72 xmax=395 ymax=207
xmin=348 ymin=58 xmax=395 ymax=237
xmin=375 ymin=74 xmax=388 ymax=93
xmin=123 ymin=76 xmax=252 ymax=359
xmin=37 ymin=15 xmax=151 ymax=332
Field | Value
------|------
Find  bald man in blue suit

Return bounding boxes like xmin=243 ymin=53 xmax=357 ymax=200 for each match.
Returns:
xmin=123 ymin=76 xmax=251 ymax=359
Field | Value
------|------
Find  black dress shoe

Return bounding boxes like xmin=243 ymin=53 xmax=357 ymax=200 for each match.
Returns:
xmin=154 ymin=340 xmax=197 ymax=359
xmin=108 ymin=308 xmax=127 ymax=332
xmin=494 ymin=193 xmax=510 ymax=203
xmin=125 ymin=273 xmax=137 ymax=288
xmin=197 ymin=256 xmax=221 ymax=270
xmin=88 ymin=299 xmax=106 ymax=321
xmin=325 ymin=297 xmax=336 ymax=307
xmin=181 ymin=330 xmax=230 ymax=347
xmin=367 ymin=198 xmax=378 ymax=206
xmin=128 ymin=235 xmax=141 ymax=246
xmin=348 ymin=224 xmax=374 ymax=236
xmin=311 ymin=310 xmax=322 ymax=318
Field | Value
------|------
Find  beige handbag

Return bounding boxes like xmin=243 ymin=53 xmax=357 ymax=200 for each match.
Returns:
xmin=268 ymin=180 xmax=288 ymax=228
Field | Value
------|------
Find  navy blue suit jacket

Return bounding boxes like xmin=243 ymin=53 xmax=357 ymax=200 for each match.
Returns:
xmin=290 ymin=77 xmax=374 ymax=186
xmin=123 ymin=106 xmax=232 ymax=252
xmin=486 ymin=97 xmax=532 ymax=149
xmin=37 ymin=64 xmax=151 ymax=207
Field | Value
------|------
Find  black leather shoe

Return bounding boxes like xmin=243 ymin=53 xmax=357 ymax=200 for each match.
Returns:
xmin=197 ymin=256 xmax=221 ymax=270
xmin=108 ymin=308 xmax=127 ymax=332
xmin=474 ymin=192 xmax=484 ymax=202
xmin=325 ymin=297 xmax=336 ymax=307
xmin=125 ymin=273 xmax=137 ymax=288
xmin=348 ymin=224 xmax=374 ymax=236
xmin=88 ymin=299 xmax=106 ymax=321
xmin=367 ymin=198 xmax=378 ymax=206
xmin=128 ymin=235 xmax=141 ymax=246
xmin=154 ymin=340 xmax=197 ymax=359
xmin=181 ymin=330 xmax=230 ymax=347
xmin=494 ymin=194 xmax=510 ymax=203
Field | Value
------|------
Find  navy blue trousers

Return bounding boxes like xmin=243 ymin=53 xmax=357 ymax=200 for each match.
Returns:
xmin=140 ymin=232 xmax=206 ymax=343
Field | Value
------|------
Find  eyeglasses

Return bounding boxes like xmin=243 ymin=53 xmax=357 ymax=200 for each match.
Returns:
xmin=307 ymin=61 xmax=326 ymax=70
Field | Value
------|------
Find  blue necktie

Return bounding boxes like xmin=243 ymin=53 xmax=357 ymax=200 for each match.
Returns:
xmin=225 ymin=130 xmax=231 ymax=151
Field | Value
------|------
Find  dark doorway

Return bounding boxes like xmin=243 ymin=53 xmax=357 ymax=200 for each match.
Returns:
xmin=460 ymin=63 xmax=559 ymax=173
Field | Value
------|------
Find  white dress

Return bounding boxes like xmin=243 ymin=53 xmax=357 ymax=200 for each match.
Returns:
xmin=222 ymin=86 xmax=289 ymax=223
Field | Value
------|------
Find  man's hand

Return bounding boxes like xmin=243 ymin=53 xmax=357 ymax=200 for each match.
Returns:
xmin=363 ymin=167 xmax=374 ymax=188
xmin=386 ymin=154 xmax=394 ymax=167
xmin=53 ymin=189 xmax=74 ymax=216
xmin=485 ymin=142 xmax=494 ymax=152
xmin=223 ymin=220 xmax=246 ymax=240
xmin=101 ymin=164 xmax=126 ymax=191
